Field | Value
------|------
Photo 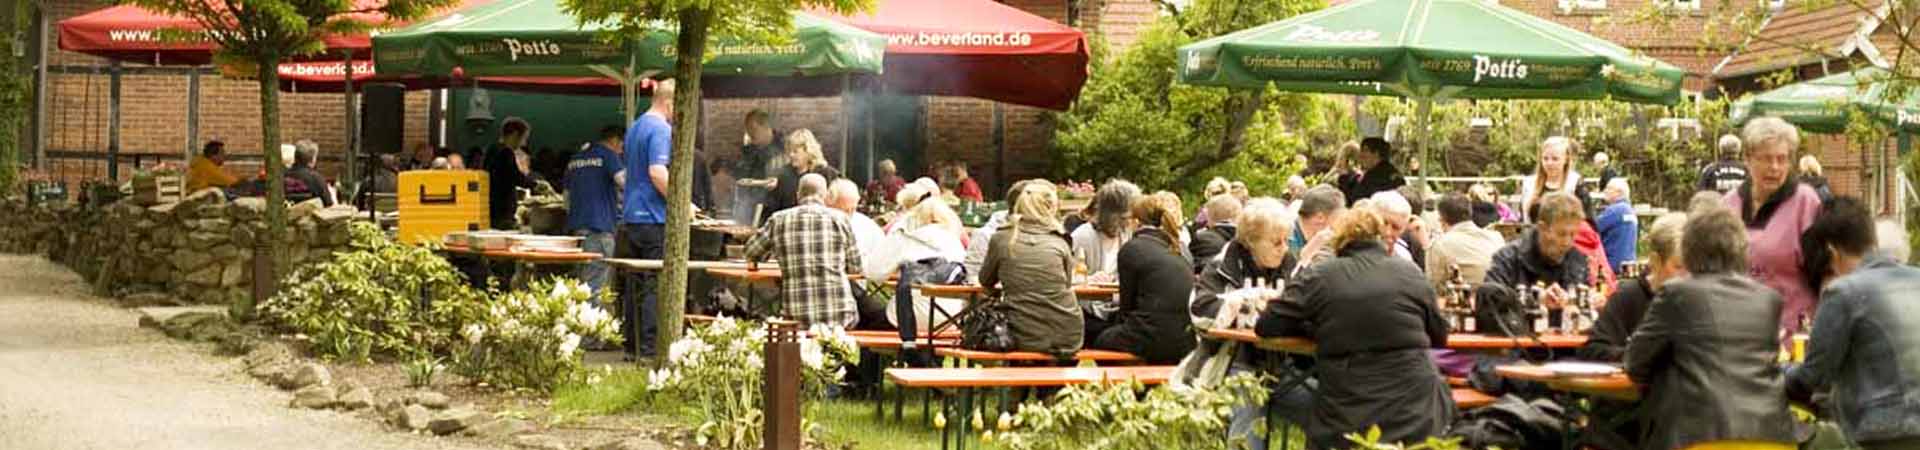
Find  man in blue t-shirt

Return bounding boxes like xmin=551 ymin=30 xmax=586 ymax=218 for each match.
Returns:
xmin=616 ymin=79 xmax=678 ymax=359
xmin=567 ymin=125 xmax=627 ymax=297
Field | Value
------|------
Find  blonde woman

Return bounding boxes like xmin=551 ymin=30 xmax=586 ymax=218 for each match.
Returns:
xmin=1086 ymin=192 xmax=1195 ymax=364
xmin=981 ymin=180 xmax=1082 ymax=357
xmin=1520 ymin=136 xmax=1586 ymax=223
xmin=1256 ymin=207 xmax=1451 ymax=449
xmin=768 ymin=129 xmax=842 ymax=214
xmin=1799 ymin=154 xmax=1833 ymax=201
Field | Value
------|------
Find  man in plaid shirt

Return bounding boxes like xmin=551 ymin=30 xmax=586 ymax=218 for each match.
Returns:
xmin=745 ymin=173 xmax=863 ymax=327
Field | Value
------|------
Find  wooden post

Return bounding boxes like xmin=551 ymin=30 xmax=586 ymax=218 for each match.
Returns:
xmin=763 ymin=319 xmax=802 ymax=450
xmin=108 ymin=60 xmax=121 ymax=180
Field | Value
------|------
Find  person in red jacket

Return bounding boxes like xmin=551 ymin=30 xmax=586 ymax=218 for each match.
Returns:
xmin=942 ymin=162 xmax=984 ymax=202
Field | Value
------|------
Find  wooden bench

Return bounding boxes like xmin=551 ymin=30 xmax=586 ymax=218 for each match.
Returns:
xmin=885 ymin=366 xmax=1174 ymax=449
xmin=935 ymin=347 xmax=1141 ymax=366
xmin=1453 ymin=388 xmax=1497 ymax=409
xmin=1447 ymin=376 xmax=1470 ymax=388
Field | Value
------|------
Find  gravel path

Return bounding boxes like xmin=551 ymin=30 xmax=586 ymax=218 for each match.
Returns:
xmin=0 ymin=254 xmax=501 ymax=450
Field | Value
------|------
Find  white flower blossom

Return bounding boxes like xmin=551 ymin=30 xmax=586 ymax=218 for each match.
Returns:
xmin=557 ymin=333 xmax=582 ymax=357
xmin=669 ymin=337 xmax=710 ymax=366
xmin=799 ymin=339 xmax=825 ymax=370
xmin=647 ymin=368 xmax=676 ymax=391
xmin=710 ymin=315 xmax=738 ymax=334
xmin=461 ymin=324 xmax=486 ymax=344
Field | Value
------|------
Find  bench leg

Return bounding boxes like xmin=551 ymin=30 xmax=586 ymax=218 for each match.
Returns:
xmin=958 ymin=388 xmax=974 ymax=450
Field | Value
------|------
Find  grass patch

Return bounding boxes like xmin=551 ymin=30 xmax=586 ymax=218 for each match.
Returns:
xmin=811 ymin=388 xmax=1007 ymax=450
xmin=552 ymin=365 xmax=653 ymax=418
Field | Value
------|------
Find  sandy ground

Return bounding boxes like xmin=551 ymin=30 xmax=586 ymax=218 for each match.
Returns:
xmin=0 ymin=254 xmax=503 ymax=450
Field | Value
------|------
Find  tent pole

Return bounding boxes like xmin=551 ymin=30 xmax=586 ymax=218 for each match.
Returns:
xmin=1414 ymin=95 xmax=1433 ymax=193
xmin=108 ymin=60 xmax=121 ymax=180
xmin=867 ymin=82 xmax=877 ymax=184
xmin=840 ymin=74 xmax=851 ymax=172
xmin=344 ymin=51 xmax=359 ymax=187
xmin=186 ymin=69 xmax=201 ymax=165
xmin=621 ymin=68 xmax=637 ymax=125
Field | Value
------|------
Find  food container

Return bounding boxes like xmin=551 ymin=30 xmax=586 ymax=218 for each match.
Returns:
xmin=508 ymin=235 xmax=583 ymax=253
xmin=465 ymin=231 xmax=521 ymax=251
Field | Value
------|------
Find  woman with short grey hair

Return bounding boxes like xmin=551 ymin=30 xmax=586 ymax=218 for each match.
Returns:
xmin=1627 ymin=207 xmax=1796 ymax=450
xmin=1070 ymin=179 xmax=1142 ymax=275
xmin=1722 ymin=116 xmax=1824 ymax=335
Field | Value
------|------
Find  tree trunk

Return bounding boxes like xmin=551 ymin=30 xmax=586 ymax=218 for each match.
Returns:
xmin=1175 ymin=89 xmax=1265 ymax=180
xmin=655 ymin=8 xmax=710 ymax=367
xmin=249 ymin=58 xmax=287 ymax=321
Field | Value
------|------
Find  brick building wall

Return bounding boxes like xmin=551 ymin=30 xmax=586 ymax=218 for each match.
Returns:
xmin=37 ymin=0 xmax=431 ymax=188
xmin=1500 ymin=0 xmax=1760 ymax=92
xmin=34 ymin=0 xmax=1157 ymax=196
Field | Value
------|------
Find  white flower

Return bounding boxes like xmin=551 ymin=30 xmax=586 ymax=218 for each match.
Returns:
xmin=799 ymin=339 xmax=825 ymax=370
xmin=461 ymin=324 xmax=486 ymax=344
xmin=669 ymin=337 xmax=710 ymax=366
xmin=502 ymin=319 xmax=521 ymax=333
xmin=549 ymin=281 xmax=583 ymax=300
xmin=557 ymin=333 xmax=582 ymax=357
xmin=710 ymin=314 xmax=737 ymax=334
xmin=647 ymin=368 xmax=677 ymax=391
xmin=489 ymin=304 xmax=508 ymax=319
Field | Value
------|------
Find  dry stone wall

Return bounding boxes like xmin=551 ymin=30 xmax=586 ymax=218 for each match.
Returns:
xmin=0 ymin=189 xmax=359 ymax=304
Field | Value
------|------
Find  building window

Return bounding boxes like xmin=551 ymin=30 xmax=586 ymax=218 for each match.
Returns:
xmin=1660 ymin=0 xmax=1701 ymax=11
xmin=1557 ymin=0 xmax=1608 ymax=13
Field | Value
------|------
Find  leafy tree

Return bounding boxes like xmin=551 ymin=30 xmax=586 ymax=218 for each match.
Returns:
xmin=559 ymin=0 xmax=872 ymax=364
xmin=128 ymin=0 xmax=456 ymax=318
xmin=0 ymin=1 xmax=31 ymax=192
xmin=1053 ymin=0 xmax=1337 ymax=197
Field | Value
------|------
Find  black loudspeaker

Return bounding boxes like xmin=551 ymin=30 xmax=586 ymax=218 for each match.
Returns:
xmin=361 ymin=83 xmax=406 ymax=154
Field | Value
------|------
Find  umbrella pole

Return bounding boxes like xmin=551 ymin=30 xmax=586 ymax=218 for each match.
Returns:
xmin=621 ymin=67 xmax=638 ymax=126
xmin=1414 ymin=95 xmax=1433 ymax=195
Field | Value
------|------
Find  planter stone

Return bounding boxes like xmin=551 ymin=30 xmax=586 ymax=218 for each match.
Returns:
xmin=397 ymin=405 xmax=433 ymax=431
xmin=513 ymin=435 xmax=569 ymax=450
xmin=463 ymin=418 xmax=534 ymax=439
xmin=337 ymin=386 xmax=374 ymax=410
xmin=428 ymin=407 xmax=484 ymax=435
xmin=408 ymin=391 xmax=451 ymax=409
xmin=291 ymin=385 xmax=337 ymax=409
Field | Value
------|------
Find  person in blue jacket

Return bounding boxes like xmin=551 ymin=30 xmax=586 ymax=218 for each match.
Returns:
xmin=1594 ymin=178 xmax=1638 ymax=273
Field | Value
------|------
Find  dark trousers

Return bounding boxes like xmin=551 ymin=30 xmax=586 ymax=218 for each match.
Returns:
xmin=618 ymin=223 xmax=666 ymax=356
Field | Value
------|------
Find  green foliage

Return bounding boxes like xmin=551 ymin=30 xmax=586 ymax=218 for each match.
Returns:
xmin=1342 ymin=425 xmax=1470 ymax=450
xmin=644 ymin=316 xmax=859 ymax=449
xmin=403 ymin=355 xmax=445 ymax=388
xmin=997 ymin=374 xmax=1270 ymax=450
xmin=1358 ymin=97 xmax=1728 ymax=208
xmin=560 ymin=0 xmax=872 ymax=47
xmin=450 ymin=278 xmax=622 ymax=392
xmin=0 ymin=1 xmax=30 ymax=192
xmin=1051 ymin=0 xmax=1337 ymax=198
xmin=262 ymin=222 xmax=486 ymax=361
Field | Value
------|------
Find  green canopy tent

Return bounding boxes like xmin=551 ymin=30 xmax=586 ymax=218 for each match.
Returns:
xmin=372 ymin=0 xmax=887 ymax=122
xmin=1731 ymin=66 xmax=1920 ymax=133
xmin=1731 ymin=66 xmax=1918 ymax=209
xmin=1176 ymin=0 xmax=1686 ymax=185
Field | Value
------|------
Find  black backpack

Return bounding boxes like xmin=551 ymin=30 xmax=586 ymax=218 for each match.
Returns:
xmin=1474 ymin=283 xmax=1535 ymax=338
xmin=1450 ymin=394 xmax=1570 ymax=450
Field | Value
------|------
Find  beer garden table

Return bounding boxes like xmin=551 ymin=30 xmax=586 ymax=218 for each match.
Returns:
xmin=440 ymin=243 xmax=602 ymax=289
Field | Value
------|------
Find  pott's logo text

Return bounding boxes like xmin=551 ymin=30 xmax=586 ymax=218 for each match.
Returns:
xmin=503 ymin=39 xmax=562 ymax=61
xmin=1472 ymin=55 xmax=1528 ymax=83
xmin=1899 ymin=108 xmax=1919 ymax=127
xmin=1282 ymin=25 xmax=1380 ymax=43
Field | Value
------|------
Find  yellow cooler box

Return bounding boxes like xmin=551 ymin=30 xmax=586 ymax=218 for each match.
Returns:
xmin=398 ymin=170 xmax=490 ymax=244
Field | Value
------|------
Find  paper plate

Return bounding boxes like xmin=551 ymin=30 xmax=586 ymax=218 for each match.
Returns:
xmin=1543 ymin=361 xmax=1622 ymax=377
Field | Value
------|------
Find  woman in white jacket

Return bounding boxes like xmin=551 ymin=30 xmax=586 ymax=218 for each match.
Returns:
xmin=866 ymin=198 xmax=969 ymax=332
xmin=1519 ymin=136 xmax=1588 ymax=223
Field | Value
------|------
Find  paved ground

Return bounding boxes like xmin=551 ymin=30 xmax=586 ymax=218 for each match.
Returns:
xmin=0 ymin=254 xmax=500 ymax=450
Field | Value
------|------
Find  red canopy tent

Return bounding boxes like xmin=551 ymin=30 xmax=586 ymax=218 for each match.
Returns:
xmin=813 ymin=0 xmax=1090 ymax=110
xmin=54 ymin=0 xmax=486 ymax=181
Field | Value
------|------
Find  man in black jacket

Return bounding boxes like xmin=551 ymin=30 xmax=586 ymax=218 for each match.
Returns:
xmin=1485 ymin=193 xmax=1590 ymax=312
xmin=1337 ymin=137 xmax=1405 ymax=207
xmin=485 ymin=118 xmax=539 ymax=229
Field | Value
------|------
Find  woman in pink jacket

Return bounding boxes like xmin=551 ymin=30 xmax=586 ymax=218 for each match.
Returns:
xmin=1721 ymin=117 xmax=1824 ymax=336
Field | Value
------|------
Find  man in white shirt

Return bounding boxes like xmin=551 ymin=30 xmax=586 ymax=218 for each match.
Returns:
xmin=1426 ymin=193 xmax=1506 ymax=293
xmin=827 ymin=179 xmax=883 ymax=255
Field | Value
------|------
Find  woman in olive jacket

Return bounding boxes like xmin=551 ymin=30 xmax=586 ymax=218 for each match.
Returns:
xmin=1091 ymin=192 xmax=1195 ymax=364
xmin=981 ymin=180 xmax=1083 ymax=357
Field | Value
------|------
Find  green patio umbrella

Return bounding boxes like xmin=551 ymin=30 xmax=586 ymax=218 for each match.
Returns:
xmin=372 ymin=0 xmax=886 ymax=121
xmin=1177 ymin=0 xmax=1686 ymax=182
xmin=1732 ymin=66 xmax=1920 ymax=134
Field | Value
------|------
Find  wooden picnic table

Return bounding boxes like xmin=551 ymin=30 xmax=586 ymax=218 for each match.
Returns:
xmin=441 ymin=243 xmax=602 ymax=263
xmin=1494 ymin=364 xmax=1638 ymax=401
xmin=1205 ymin=328 xmax=1589 ymax=354
xmin=917 ymin=283 xmax=1120 ymax=299
xmin=885 ymin=366 xmax=1173 ymax=389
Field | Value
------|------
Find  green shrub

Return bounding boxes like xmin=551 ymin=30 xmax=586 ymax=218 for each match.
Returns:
xmin=644 ymin=316 xmax=860 ymax=449
xmin=261 ymin=222 xmax=484 ymax=361
xmin=450 ymin=278 xmax=620 ymax=392
xmin=997 ymin=374 xmax=1270 ymax=450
